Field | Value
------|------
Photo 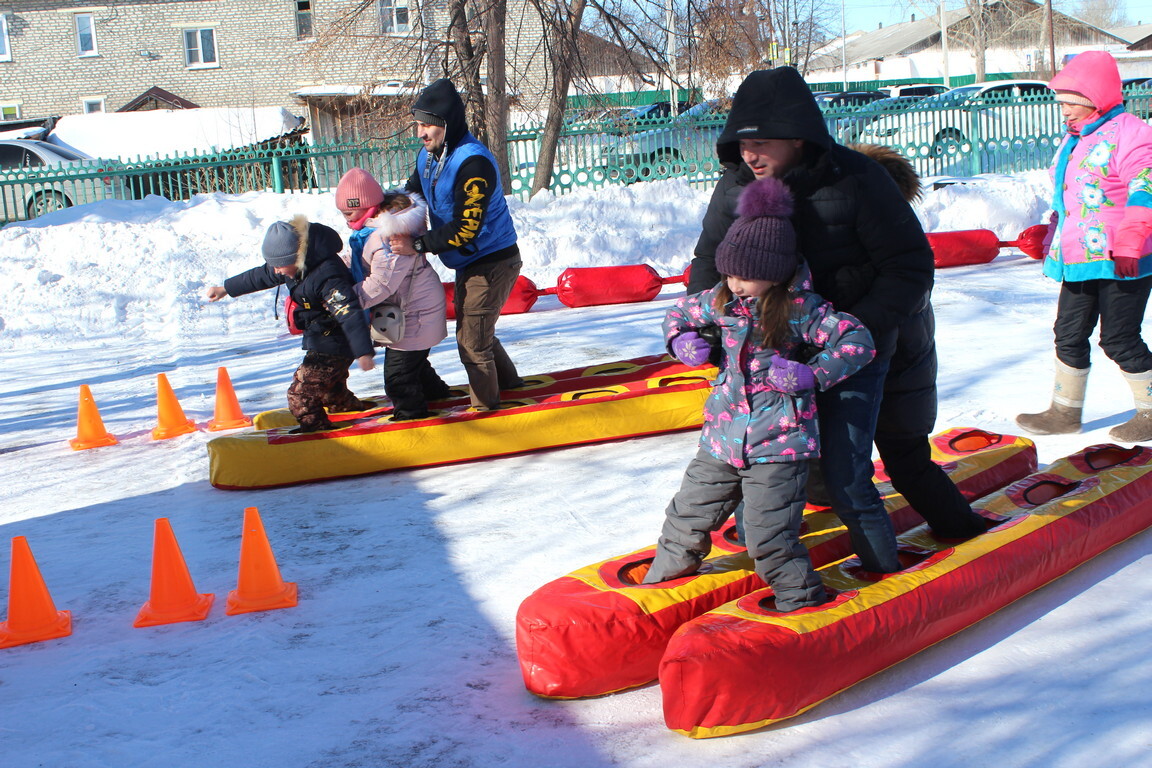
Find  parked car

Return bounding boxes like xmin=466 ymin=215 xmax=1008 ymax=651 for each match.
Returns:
xmin=815 ymin=91 xmax=888 ymax=110
xmin=885 ymin=83 xmax=949 ymax=98
xmin=599 ymin=99 xmax=729 ymax=183
xmin=835 ymin=95 xmax=928 ymax=144
xmin=0 ymin=139 xmax=132 ymax=221
xmin=857 ymin=80 xmax=1059 ymax=157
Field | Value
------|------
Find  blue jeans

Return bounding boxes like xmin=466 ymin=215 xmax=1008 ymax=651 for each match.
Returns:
xmin=815 ymin=356 xmax=901 ymax=573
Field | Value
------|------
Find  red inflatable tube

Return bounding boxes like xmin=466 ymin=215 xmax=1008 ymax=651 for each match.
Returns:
xmin=444 ymin=274 xmax=540 ymax=319
xmin=515 ymin=428 xmax=1038 ymax=699
xmin=659 ymin=443 xmax=1152 ymax=738
xmin=544 ymin=264 xmax=685 ymax=308
xmin=927 ymin=226 xmax=1052 ymax=268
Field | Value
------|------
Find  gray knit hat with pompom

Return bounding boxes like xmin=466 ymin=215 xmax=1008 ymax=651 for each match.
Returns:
xmin=715 ymin=177 xmax=798 ymax=283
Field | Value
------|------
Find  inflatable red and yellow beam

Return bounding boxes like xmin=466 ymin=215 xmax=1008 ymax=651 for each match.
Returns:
xmin=208 ymin=356 xmax=713 ymax=489
xmin=660 ymin=442 xmax=1152 ymax=738
xmin=515 ymin=428 xmax=1037 ymax=699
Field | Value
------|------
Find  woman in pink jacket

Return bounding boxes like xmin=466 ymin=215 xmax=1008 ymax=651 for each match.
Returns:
xmin=1017 ymin=50 xmax=1152 ymax=442
xmin=336 ymin=168 xmax=451 ymax=421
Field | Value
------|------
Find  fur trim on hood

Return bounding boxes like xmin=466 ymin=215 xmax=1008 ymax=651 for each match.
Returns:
xmin=849 ymin=143 xmax=923 ymax=204
xmin=289 ymin=214 xmax=310 ymax=273
xmin=364 ymin=191 xmax=429 ymax=239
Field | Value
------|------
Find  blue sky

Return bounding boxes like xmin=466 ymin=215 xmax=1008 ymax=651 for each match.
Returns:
xmin=841 ymin=0 xmax=1148 ymax=36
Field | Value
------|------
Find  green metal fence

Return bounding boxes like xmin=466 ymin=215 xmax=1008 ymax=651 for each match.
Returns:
xmin=2 ymin=90 xmax=1150 ymax=225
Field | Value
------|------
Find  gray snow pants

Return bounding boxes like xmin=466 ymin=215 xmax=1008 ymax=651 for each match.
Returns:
xmin=644 ymin=448 xmax=826 ymax=612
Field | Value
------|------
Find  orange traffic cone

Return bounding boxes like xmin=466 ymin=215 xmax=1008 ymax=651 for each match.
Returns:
xmin=69 ymin=384 xmax=119 ymax=450
xmin=226 ymin=507 xmax=298 ymax=615
xmin=151 ymin=373 xmax=197 ymax=440
xmin=0 ymin=536 xmax=72 ymax=649
xmin=134 ymin=518 xmax=214 ymax=627
xmin=207 ymin=367 xmax=252 ymax=431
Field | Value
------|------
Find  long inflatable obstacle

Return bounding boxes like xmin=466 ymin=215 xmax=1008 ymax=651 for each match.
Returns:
xmin=927 ymin=225 xmax=1049 ymax=267
xmin=659 ymin=442 xmax=1152 ymax=739
xmin=207 ymin=355 xmax=714 ymax=489
xmin=515 ymin=428 xmax=1038 ymax=699
xmin=443 ymin=264 xmax=691 ymax=319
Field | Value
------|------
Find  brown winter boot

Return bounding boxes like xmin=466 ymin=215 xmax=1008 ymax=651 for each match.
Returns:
xmin=1109 ymin=370 xmax=1152 ymax=443
xmin=1016 ymin=360 xmax=1088 ymax=435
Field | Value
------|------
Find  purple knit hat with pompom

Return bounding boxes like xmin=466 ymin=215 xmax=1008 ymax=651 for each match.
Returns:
xmin=715 ymin=176 xmax=798 ymax=283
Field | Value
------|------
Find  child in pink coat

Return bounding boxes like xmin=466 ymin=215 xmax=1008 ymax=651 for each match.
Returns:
xmin=336 ymin=168 xmax=451 ymax=420
xmin=1017 ymin=50 xmax=1152 ymax=443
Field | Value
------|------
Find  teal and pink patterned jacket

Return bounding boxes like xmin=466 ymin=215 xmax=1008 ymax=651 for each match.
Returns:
xmin=1045 ymin=106 xmax=1152 ymax=282
xmin=664 ymin=272 xmax=875 ymax=469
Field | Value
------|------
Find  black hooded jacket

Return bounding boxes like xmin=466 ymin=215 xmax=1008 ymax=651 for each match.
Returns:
xmin=224 ymin=218 xmax=374 ymax=360
xmin=689 ymin=67 xmax=938 ymax=436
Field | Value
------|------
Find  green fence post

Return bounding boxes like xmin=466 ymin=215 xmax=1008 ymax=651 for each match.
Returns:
xmin=272 ymin=156 xmax=284 ymax=194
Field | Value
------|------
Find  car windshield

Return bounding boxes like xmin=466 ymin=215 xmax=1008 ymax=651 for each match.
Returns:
xmin=677 ymin=101 xmax=724 ymax=120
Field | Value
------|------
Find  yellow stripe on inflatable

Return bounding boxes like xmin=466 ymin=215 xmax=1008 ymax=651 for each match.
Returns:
xmin=208 ymin=380 xmax=711 ymax=489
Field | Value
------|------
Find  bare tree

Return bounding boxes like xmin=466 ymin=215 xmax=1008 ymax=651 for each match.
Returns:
xmin=526 ymin=0 xmax=589 ymax=196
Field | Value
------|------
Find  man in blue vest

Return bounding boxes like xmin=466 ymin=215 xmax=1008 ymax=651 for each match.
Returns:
xmin=389 ymin=78 xmax=523 ymax=410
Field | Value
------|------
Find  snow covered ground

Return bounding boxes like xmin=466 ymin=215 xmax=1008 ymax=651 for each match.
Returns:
xmin=1 ymin=172 xmax=1150 ymax=768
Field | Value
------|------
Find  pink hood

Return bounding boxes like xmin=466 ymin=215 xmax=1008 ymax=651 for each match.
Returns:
xmin=1049 ymin=50 xmax=1122 ymax=113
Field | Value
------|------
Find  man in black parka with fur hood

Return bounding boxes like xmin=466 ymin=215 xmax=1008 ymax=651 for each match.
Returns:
xmin=689 ymin=67 xmax=986 ymax=573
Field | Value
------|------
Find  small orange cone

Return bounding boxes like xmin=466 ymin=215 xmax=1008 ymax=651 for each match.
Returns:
xmin=0 ymin=536 xmax=72 ymax=649
xmin=207 ymin=367 xmax=252 ymax=431
xmin=134 ymin=518 xmax=214 ymax=627
xmin=226 ymin=507 xmax=298 ymax=615
xmin=69 ymin=384 xmax=119 ymax=450
xmin=151 ymin=373 xmax=197 ymax=440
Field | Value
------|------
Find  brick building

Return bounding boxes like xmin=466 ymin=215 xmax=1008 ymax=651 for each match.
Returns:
xmin=0 ymin=1 xmax=622 ymax=130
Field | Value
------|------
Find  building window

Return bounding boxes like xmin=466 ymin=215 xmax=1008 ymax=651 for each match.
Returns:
xmin=83 ymin=98 xmax=106 ymax=113
xmin=1 ymin=103 xmax=20 ymax=121
xmin=0 ymin=15 xmax=11 ymax=62
xmin=183 ymin=28 xmax=218 ymax=67
xmin=379 ymin=0 xmax=410 ymax=35
xmin=295 ymin=0 xmax=313 ymax=40
xmin=76 ymin=13 xmax=98 ymax=56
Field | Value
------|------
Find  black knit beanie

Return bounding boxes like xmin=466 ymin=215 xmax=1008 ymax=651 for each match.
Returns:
xmin=715 ymin=177 xmax=798 ymax=282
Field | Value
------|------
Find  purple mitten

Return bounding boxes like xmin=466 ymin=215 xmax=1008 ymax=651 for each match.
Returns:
xmin=671 ymin=332 xmax=711 ymax=367
xmin=766 ymin=354 xmax=816 ymax=392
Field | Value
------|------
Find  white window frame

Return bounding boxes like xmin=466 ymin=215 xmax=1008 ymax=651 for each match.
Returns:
xmin=0 ymin=14 xmax=11 ymax=62
xmin=82 ymin=97 xmax=106 ymax=113
xmin=1 ymin=103 xmax=21 ymax=121
xmin=182 ymin=27 xmax=218 ymax=68
xmin=379 ymin=0 xmax=411 ymax=35
xmin=75 ymin=13 xmax=98 ymax=57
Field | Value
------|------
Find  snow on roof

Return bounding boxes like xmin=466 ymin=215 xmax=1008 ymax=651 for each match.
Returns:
xmin=293 ymin=82 xmax=419 ymax=98
xmin=46 ymin=106 xmax=306 ymax=161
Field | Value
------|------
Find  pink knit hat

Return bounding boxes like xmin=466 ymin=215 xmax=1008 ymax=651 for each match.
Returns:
xmin=335 ymin=168 xmax=385 ymax=210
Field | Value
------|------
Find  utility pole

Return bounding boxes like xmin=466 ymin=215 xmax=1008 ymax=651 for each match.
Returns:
xmin=1044 ymin=0 xmax=1057 ymax=76
xmin=940 ymin=2 xmax=949 ymax=87
xmin=666 ymin=0 xmax=678 ymax=115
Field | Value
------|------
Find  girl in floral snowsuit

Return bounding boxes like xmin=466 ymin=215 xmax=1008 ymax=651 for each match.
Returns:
xmin=643 ymin=177 xmax=875 ymax=612
xmin=1018 ymin=50 xmax=1152 ymax=442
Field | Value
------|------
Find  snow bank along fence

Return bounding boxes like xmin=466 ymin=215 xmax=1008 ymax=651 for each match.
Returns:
xmin=1 ymin=506 xmax=297 ymax=649
xmin=7 ymin=90 xmax=1149 ymax=225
